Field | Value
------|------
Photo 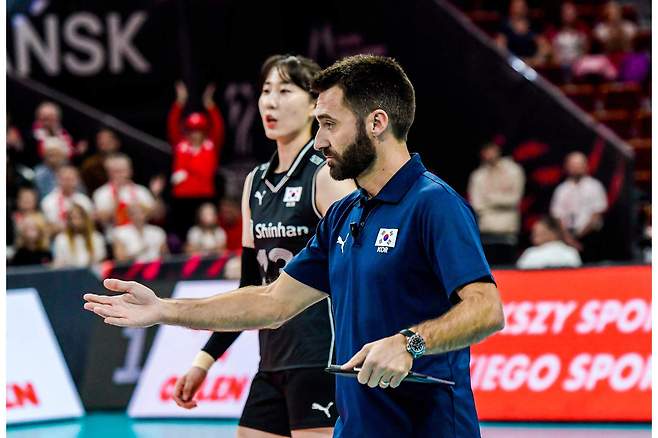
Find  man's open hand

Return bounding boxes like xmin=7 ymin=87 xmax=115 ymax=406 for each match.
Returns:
xmin=83 ymin=279 xmax=164 ymax=327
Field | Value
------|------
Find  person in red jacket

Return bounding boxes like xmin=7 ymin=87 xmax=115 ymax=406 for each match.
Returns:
xmin=167 ymin=81 xmax=226 ymax=239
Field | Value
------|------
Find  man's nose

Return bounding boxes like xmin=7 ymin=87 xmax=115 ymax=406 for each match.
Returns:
xmin=314 ymin=131 xmax=328 ymax=151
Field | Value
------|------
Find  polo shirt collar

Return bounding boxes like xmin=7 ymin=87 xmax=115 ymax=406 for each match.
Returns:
xmin=358 ymin=153 xmax=426 ymax=205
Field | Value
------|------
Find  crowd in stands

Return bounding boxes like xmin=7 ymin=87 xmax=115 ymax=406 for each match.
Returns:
xmin=8 ymin=98 xmax=637 ymax=271
xmin=467 ymin=142 xmax=612 ymax=269
xmin=7 ymin=83 xmax=242 ymax=270
xmin=463 ymin=0 xmax=651 ymax=153
xmin=460 ymin=0 xmax=651 ymax=267
xmin=6 ymin=2 xmax=651 ymax=271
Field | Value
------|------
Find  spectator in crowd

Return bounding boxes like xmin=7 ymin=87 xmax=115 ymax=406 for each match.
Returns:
xmin=41 ymin=166 xmax=94 ymax=235
xmin=572 ymin=38 xmax=619 ymax=82
xmin=12 ymin=187 xmax=40 ymax=232
xmin=593 ymin=1 xmax=637 ymax=56
xmin=10 ymin=212 xmax=52 ymax=266
xmin=185 ymin=203 xmax=227 ymax=255
xmin=468 ymin=141 xmax=525 ymax=265
xmin=34 ymin=137 xmax=70 ymax=199
xmin=80 ymin=128 xmax=122 ymax=194
xmin=168 ymin=81 xmax=225 ymax=238
xmin=496 ymin=0 xmax=550 ymax=66
xmin=7 ymin=112 xmax=24 ymax=157
xmin=112 ymin=204 xmax=168 ymax=262
xmin=7 ymin=160 xmax=35 ymax=249
xmin=52 ymin=203 xmax=106 ymax=268
xmin=32 ymin=101 xmax=86 ymax=161
xmin=217 ymin=197 xmax=243 ymax=251
xmin=550 ymin=151 xmax=608 ymax=262
xmin=517 ymin=216 xmax=582 ymax=269
xmin=547 ymin=2 xmax=590 ymax=76
xmin=92 ymin=154 xmax=155 ymax=236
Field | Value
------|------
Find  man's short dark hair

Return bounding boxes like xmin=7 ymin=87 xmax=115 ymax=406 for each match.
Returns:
xmin=312 ymin=55 xmax=416 ymax=141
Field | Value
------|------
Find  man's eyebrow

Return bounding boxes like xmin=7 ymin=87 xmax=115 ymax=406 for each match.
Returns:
xmin=314 ymin=112 xmax=335 ymax=121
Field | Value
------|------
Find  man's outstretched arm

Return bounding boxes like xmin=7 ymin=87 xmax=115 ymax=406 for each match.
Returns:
xmin=83 ymin=272 xmax=326 ymax=330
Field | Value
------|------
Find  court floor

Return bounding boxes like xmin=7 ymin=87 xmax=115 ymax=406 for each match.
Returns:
xmin=7 ymin=413 xmax=651 ymax=438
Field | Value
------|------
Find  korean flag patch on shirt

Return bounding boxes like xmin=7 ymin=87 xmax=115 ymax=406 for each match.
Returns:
xmin=375 ymin=228 xmax=398 ymax=248
xmin=283 ymin=186 xmax=303 ymax=207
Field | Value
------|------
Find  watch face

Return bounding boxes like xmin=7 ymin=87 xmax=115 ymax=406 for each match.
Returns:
xmin=408 ymin=334 xmax=426 ymax=358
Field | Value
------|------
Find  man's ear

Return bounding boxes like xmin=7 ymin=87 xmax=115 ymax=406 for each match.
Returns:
xmin=368 ymin=109 xmax=389 ymax=138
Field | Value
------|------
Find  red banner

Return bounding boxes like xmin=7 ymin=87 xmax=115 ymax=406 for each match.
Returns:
xmin=472 ymin=265 xmax=651 ymax=421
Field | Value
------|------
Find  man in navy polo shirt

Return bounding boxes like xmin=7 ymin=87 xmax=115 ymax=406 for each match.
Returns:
xmin=84 ymin=55 xmax=505 ymax=438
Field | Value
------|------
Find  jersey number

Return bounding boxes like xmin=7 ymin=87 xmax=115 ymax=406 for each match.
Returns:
xmin=256 ymin=248 xmax=294 ymax=283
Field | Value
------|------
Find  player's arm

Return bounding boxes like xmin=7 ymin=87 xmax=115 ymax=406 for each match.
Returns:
xmin=314 ymin=163 xmax=356 ymax=216
xmin=174 ymin=169 xmax=288 ymax=410
xmin=194 ymin=170 xmax=259 ymax=367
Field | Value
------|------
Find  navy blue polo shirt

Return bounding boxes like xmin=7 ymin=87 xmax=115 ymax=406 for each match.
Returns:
xmin=284 ymin=153 xmax=491 ymax=438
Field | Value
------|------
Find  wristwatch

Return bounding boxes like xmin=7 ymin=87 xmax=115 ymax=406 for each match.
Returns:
xmin=399 ymin=328 xmax=426 ymax=359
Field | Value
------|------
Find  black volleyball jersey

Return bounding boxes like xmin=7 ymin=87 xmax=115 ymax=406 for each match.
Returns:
xmin=248 ymin=140 xmax=334 ymax=371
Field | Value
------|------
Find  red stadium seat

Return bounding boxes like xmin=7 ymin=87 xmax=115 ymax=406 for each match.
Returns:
xmin=592 ymin=109 xmax=633 ymax=139
xmin=560 ymin=83 xmax=599 ymax=112
xmin=600 ymin=82 xmax=641 ymax=111
xmin=466 ymin=10 xmax=501 ymax=36
xmin=621 ymin=4 xmax=639 ymax=23
xmin=634 ymin=109 xmax=651 ymax=138
xmin=536 ymin=63 xmax=565 ymax=85
xmin=634 ymin=29 xmax=651 ymax=52
xmin=634 ymin=170 xmax=651 ymax=193
xmin=574 ymin=4 xmax=599 ymax=28
xmin=628 ymin=138 xmax=651 ymax=172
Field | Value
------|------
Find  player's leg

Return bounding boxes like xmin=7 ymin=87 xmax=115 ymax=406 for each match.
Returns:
xmin=236 ymin=426 xmax=289 ymax=438
xmin=237 ymin=371 xmax=291 ymax=437
xmin=284 ymin=368 xmax=337 ymax=438
xmin=290 ymin=427 xmax=333 ymax=438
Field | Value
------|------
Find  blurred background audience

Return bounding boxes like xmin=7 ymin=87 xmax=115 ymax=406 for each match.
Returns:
xmin=5 ymin=0 xmax=651 ymax=272
xmin=516 ymin=215 xmax=583 ymax=269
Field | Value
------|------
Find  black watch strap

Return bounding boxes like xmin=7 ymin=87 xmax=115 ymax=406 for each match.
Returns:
xmin=399 ymin=328 xmax=416 ymax=337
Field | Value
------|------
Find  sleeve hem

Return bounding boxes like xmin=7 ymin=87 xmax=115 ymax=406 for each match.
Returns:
xmin=283 ymin=266 xmax=331 ymax=296
xmin=445 ymin=269 xmax=495 ymax=297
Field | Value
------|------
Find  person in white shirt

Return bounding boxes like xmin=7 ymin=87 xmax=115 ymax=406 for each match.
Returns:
xmin=468 ymin=142 xmax=525 ymax=265
xmin=53 ymin=203 xmax=106 ymax=268
xmin=41 ymin=166 xmax=93 ymax=234
xmin=550 ymin=151 xmax=607 ymax=262
xmin=185 ymin=203 xmax=227 ymax=255
xmin=93 ymin=154 xmax=155 ymax=236
xmin=593 ymin=1 xmax=637 ymax=54
xmin=550 ymin=2 xmax=589 ymax=73
xmin=517 ymin=216 xmax=582 ymax=269
xmin=113 ymin=204 xmax=167 ymax=263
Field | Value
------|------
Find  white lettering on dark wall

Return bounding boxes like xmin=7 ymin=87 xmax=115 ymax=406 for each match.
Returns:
xmin=9 ymin=12 xmax=150 ymax=76
xmin=63 ymin=13 xmax=105 ymax=76
xmin=307 ymin=24 xmax=388 ymax=63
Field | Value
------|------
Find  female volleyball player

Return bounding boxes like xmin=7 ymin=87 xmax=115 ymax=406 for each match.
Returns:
xmin=172 ymin=55 xmax=355 ymax=438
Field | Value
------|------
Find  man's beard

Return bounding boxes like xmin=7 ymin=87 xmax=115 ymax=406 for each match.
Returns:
xmin=327 ymin=121 xmax=376 ymax=181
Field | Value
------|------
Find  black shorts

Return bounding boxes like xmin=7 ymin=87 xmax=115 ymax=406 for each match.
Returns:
xmin=238 ymin=367 xmax=337 ymax=436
